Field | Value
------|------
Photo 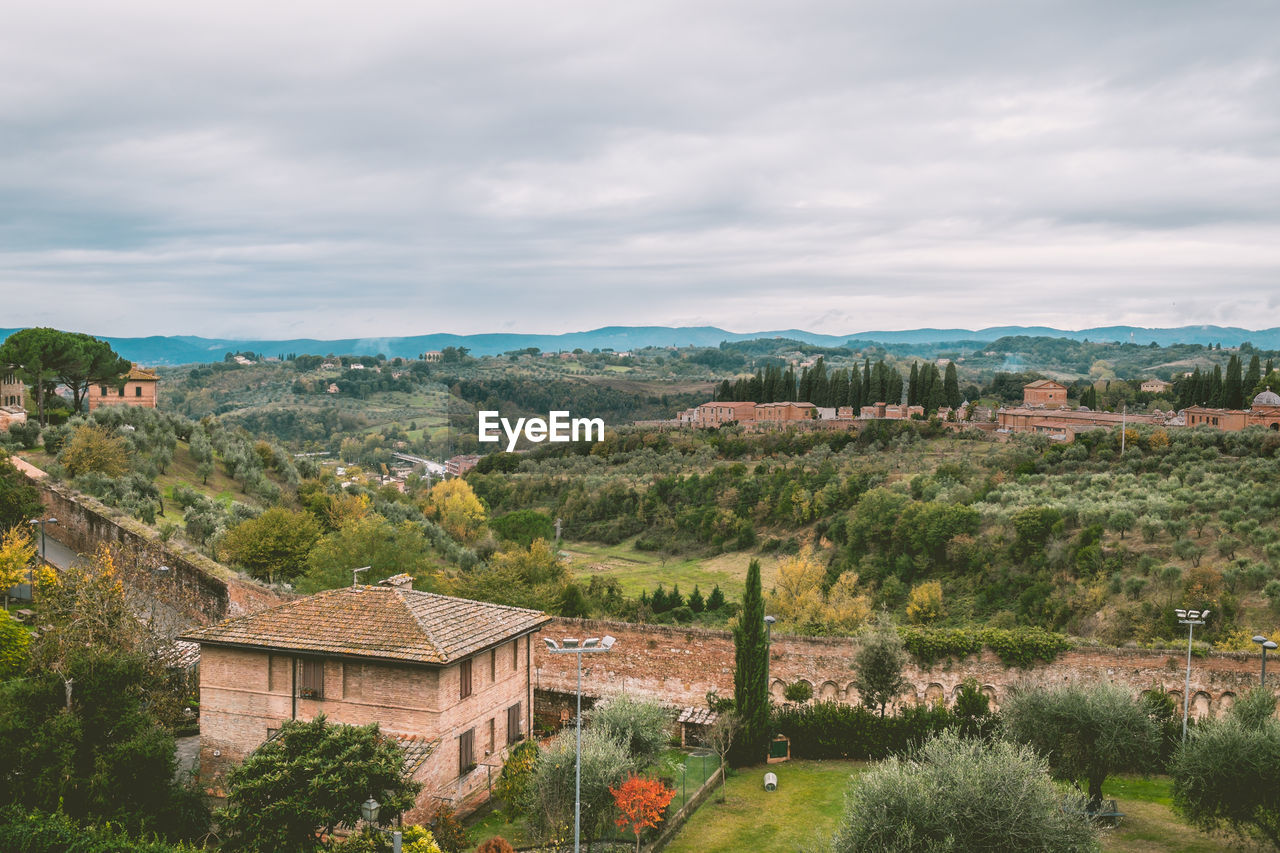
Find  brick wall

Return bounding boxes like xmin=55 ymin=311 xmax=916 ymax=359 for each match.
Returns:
xmin=534 ymin=618 xmax=1265 ymax=720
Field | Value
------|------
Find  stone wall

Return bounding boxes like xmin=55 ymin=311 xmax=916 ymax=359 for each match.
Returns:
xmin=534 ymin=618 xmax=1265 ymax=720
xmin=13 ymin=457 xmax=286 ymax=625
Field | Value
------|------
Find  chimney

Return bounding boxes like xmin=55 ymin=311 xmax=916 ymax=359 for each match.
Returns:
xmin=379 ymin=573 xmax=414 ymax=591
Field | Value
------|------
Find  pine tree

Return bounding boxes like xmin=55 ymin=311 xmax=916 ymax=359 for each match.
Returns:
xmin=706 ymin=585 xmax=726 ymax=611
xmin=730 ymin=560 xmax=769 ymax=765
xmin=944 ymin=362 xmax=961 ymax=409
xmin=687 ymin=585 xmax=705 ymax=614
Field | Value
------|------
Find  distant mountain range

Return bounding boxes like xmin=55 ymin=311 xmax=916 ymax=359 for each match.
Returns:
xmin=2 ymin=325 xmax=1277 ymax=366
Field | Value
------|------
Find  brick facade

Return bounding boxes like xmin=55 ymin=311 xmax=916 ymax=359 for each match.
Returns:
xmin=197 ymin=635 xmax=535 ymax=817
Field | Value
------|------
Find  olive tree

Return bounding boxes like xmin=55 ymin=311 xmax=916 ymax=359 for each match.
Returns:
xmin=1003 ymin=681 xmax=1160 ymax=812
xmin=832 ymin=732 xmax=1099 ymax=853
xmin=588 ymin=694 xmax=671 ymax=768
xmin=1172 ymin=688 xmax=1280 ymax=849
xmin=851 ymin=624 xmax=908 ymax=718
xmin=527 ymin=727 xmax=631 ymax=846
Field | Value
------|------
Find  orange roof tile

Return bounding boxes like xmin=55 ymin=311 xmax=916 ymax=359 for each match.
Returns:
xmin=180 ymin=586 xmax=550 ymax=665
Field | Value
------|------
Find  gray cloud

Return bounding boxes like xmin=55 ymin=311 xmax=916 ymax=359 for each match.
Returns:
xmin=2 ymin=0 xmax=1278 ymax=338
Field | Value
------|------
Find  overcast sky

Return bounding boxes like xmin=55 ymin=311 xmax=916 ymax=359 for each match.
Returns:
xmin=3 ymin=1 xmax=1278 ymax=339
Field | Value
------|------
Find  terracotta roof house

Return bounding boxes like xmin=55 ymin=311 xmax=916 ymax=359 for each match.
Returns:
xmin=87 ymin=364 xmax=158 ymax=411
xmin=181 ymin=575 xmax=550 ymax=819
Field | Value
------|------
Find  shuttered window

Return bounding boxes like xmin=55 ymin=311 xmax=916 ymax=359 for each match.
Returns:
xmin=459 ymin=658 xmax=472 ymax=699
xmin=507 ymin=702 xmax=522 ymax=745
xmin=459 ymin=728 xmax=475 ymax=775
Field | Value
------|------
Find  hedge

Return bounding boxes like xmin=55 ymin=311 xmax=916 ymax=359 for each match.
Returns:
xmin=772 ymin=702 xmax=959 ymax=761
xmin=898 ymin=626 xmax=1072 ymax=668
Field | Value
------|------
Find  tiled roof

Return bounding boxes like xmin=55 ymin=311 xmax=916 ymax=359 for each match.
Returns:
xmin=1024 ymin=379 xmax=1065 ymax=389
xmin=395 ymin=733 xmax=441 ymax=773
xmin=126 ymin=365 xmax=158 ymax=381
xmin=677 ymin=707 xmax=719 ymax=726
xmin=180 ymin=586 xmax=550 ymax=664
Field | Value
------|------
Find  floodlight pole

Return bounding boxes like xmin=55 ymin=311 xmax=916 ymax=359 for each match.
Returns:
xmin=1176 ymin=609 xmax=1209 ymax=742
xmin=544 ymin=635 xmax=616 ymax=853
xmin=1253 ymin=636 xmax=1278 ymax=686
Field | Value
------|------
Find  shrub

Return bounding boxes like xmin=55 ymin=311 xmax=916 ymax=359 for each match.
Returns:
xmin=588 ymin=695 xmax=671 ymax=769
xmin=831 ymin=732 xmax=1099 ymax=852
xmin=771 ymin=701 xmax=954 ymax=761
xmin=783 ymin=681 xmax=814 ymax=703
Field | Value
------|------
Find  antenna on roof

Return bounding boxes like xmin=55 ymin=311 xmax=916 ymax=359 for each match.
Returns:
xmin=352 ymin=566 xmax=371 ymax=587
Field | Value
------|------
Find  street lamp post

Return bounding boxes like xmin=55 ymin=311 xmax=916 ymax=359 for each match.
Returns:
xmin=1253 ymin=635 xmax=1278 ymax=686
xmin=543 ymin=634 xmax=617 ymax=853
xmin=359 ymin=797 xmax=401 ymax=853
xmin=1176 ymin=609 xmax=1210 ymax=742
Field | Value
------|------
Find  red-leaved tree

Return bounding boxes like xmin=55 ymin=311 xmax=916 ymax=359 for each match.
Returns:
xmin=610 ymin=774 xmax=676 ymax=853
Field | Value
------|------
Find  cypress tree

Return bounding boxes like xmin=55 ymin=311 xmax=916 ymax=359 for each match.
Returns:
xmin=907 ymin=362 xmax=920 ymax=407
xmin=1224 ymin=354 xmax=1243 ymax=409
xmin=1246 ymin=355 xmax=1262 ymax=399
xmin=850 ymin=368 xmax=863 ymax=411
xmin=798 ymin=365 xmax=813 ymax=405
xmin=783 ymin=366 xmax=797 ymax=402
xmin=944 ymin=361 xmax=961 ymax=409
xmin=862 ymin=358 xmax=872 ymax=400
xmin=731 ymin=559 xmax=769 ymax=765
xmin=888 ymin=366 xmax=904 ymax=405
xmin=811 ymin=357 xmax=829 ymax=406
xmin=1208 ymin=364 xmax=1224 ymax=407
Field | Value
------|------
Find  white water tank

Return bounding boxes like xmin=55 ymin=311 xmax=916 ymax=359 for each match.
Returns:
xmin=764 ymin=772 xmax=777 ymax=792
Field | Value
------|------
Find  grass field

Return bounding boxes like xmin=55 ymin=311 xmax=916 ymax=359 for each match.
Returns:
xmin=664 ymin=765 xmax=1230 ymax=853
xmin=561 ymin=539 xmax=779 ymax=600
xmin=665 ymin=759 xmax=863 ymax=853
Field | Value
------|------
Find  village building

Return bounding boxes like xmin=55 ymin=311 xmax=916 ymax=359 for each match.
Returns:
xmin=86 ymin=364 xmax=158 ymax=411
xmin=692 ymin=401 xmax=757 ymax=427
xmin=1140 ymin=378 xmax=1173 ymax=394
xmin=180 ymin=576 xmax=550 ymax=819
xmin=1183 ymin=388 xmax=1280 ymax=432
xmin=1021 ymin=379 xmax=1068 ymax=408
xmin=754 ymin=401 xmax=817 ymax=422
xmin=0 ymin=368 xmax=26 ymax=431
xmin=421 ymin=351 xmax=443 ymax=363
xmin=858 ymin=402 xmax=924 ymax=420
xmin=445 ymin=454 xmax=481 ymax=476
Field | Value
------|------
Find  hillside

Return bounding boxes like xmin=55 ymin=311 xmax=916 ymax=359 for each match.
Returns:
xmin=7 ymin=323 xmax=1280 ymax=364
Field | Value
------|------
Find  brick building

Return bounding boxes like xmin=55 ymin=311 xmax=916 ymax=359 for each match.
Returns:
xmin=692 ymin=401 xmax=757 ymax=427
xmin=1183 ymin=388 xmax=1280 ymax=432
xmin=181 ymin=575 xmax=549 ymax=818
xmin=87 ymin=364 xmax=158 ymax=410
xmin=754 ymin=401 xmax=817 ymax=422
xmin=1021 ymin=379 xmax=1068 ymax=408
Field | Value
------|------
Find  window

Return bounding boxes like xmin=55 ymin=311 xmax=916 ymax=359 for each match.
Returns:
xmin=100 ymin=385 xmax=108 ymax=396
xmin=459 ymin=658 xmax=472 ymax=699
xmin=487 ymin=718 xmax=495 ymax=754
xmin=507 ymin=702 xmax=523 ymax=745
xmin=490 ymin=649 xmax=496 ymax=682
xmin=299 ymin=658 xmax=324 ymax=699
xmin=459 ymin=728 xmax=475 ymax=775
xmin=134 ymin=386 xmax=142 ymax=397
xmin=512 ymin=638 xmax=520 ymax=670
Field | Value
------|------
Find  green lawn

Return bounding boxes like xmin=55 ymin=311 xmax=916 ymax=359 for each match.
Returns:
xmin=1100 ymin=776 xmax=1230 ymax=853
xmin=664 ymin=766 xmax=1228 ymax=853
xmin=562 ymin=539 xmax=773 ymax=601
xmin=664 ymin=760 xmax=864 ymax=853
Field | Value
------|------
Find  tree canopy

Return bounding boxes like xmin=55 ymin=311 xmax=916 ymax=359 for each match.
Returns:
xmin=1003 ymin=681 xmax=1161 ymax=811
xmin=218 ymin=715 xmax=421 ymax=853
